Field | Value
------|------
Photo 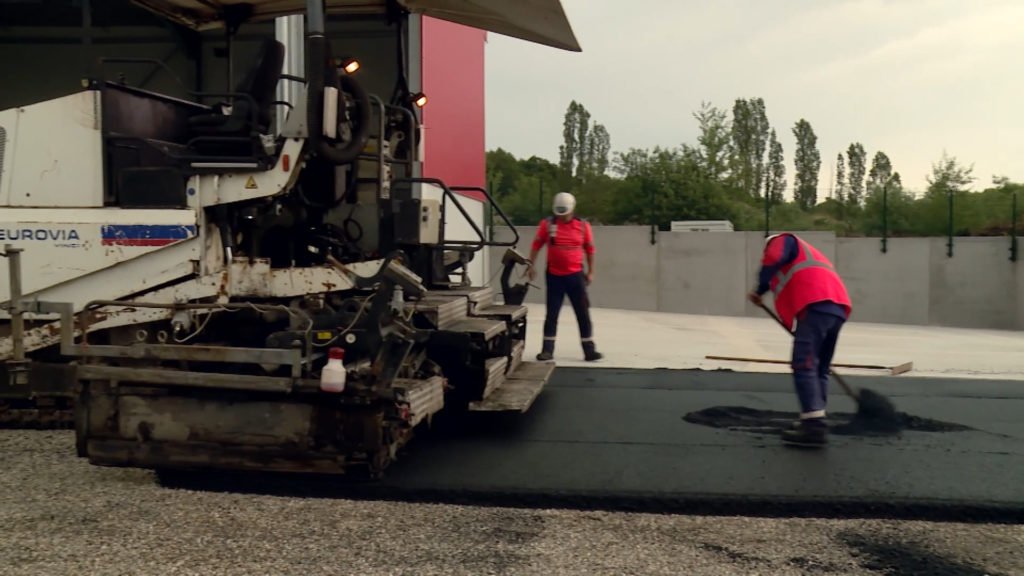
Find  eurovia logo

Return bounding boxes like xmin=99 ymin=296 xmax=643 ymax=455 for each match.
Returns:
xmin=0 ymin=227 xmax=82 ymax=248
xmin=0 ymin=228 xmax=80 ymax=241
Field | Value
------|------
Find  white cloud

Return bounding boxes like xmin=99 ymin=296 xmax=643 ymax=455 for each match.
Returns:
xmin=484 ymin=0 xmax=1024 ymax=194
xmin=808 ymin=1 xmax=1024 ymax=86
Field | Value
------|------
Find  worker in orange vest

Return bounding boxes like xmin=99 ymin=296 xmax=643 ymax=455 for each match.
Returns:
xmin=527 ymin=192 xmax=602 ymax=362
xmin=748 ymin=232 xmax=852 ymax=446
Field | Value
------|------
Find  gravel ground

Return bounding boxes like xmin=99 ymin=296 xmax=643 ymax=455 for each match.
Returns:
xmin=1 ymin=430 xmax=1022 ymax=576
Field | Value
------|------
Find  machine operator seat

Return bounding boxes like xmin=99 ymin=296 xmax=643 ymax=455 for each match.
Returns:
xmin=188 ymin=38 xmax=286 ymax=156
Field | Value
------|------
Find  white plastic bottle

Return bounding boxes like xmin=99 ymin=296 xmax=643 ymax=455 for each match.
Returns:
xmin=320 ymin=347 xmax=347 ymax=393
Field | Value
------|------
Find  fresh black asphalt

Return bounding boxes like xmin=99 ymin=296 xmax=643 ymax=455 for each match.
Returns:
xmin=168 ymin=367 xmax=1024 ymax=522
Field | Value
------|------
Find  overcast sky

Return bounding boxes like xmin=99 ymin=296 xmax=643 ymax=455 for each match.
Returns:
xmin=483 ymin=0 xmax=1024 ymax=198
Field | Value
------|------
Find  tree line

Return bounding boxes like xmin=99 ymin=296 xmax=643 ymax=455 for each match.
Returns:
xmin=486 ymin=98 xmax=1024 ymax=237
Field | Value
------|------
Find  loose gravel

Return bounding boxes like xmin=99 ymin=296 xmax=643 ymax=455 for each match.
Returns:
xmin=1 ymin=430 xmax=1022 ymax=576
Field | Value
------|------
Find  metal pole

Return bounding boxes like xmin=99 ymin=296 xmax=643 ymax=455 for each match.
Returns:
xmin=306 ymin=0 xmax=326 ymax=33
xmin=225 ymin=26 xmax=233 ymax=92
xmin=1011 ymin=191 xmax=1018 ymax=262
xmin=5 ymin=245 xmax=25 ymax=362
xmin=82 ymin=0 xmax=92 ymax=46
xmin=649 ymin=177 xmax=656 ymax=245
xmin=764 ymin=189 xmax=770 ymax=238
xmin=276 ymin=16 xmax=290 ymax=128
xmin=881 ymin=182 xmax=888 ymax=253
xmin=276 ymin=15 xmax=305 ymax=133
xmin=81 ymin=0 xmax=93 ymax=87
xmin=947 ymin=191 xmax=954 ymax=258
xmin=538 ymin=180 xmax=544 ymax=220
xmin=487 ymin=178 xmax=494 ymax=242
xmin=194 ymin=32 xmax=204 ymax=93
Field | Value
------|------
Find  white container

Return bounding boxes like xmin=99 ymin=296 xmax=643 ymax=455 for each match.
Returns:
xmin=320 ymin=347 xmax=347 ymax=393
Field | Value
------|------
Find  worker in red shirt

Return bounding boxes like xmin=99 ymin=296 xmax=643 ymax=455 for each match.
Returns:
xmin=527 ymin=192 xmax=602 ymax=362
xmin=749 ymin=232 xmax=852 ymax=446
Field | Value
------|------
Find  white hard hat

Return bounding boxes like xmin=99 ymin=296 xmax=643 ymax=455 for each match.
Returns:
xmin=553 ymin=192 xmax=576 ymax=216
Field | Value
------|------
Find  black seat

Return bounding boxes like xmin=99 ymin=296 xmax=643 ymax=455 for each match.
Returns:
xmin=189 ymin=38 xmax=285 ymax=145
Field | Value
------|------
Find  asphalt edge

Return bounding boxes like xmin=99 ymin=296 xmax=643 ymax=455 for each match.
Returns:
xmin=155 ymin=471 xmax=1024 ymax=525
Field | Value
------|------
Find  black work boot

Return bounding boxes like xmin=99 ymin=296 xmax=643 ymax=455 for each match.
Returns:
xmin=536 ymin=339 xmax=555 ymax=361
xmin=582 ymin=340 xmax=603 ymax=362
xmin=781 ymin=417 xmax=828 ymax=447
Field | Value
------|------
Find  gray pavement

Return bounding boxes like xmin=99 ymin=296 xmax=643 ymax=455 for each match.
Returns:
xmin=3 ymin=429 xmax=1022 ymax=575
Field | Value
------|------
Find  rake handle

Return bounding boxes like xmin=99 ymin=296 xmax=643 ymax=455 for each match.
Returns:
xmin=755 ymin=301 xmax=859 ymax=401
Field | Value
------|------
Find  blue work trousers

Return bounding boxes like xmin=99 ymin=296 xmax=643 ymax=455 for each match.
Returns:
xmin=543 ymin=271 xmax=593 ymax=340
xmin=791 ymin=307 xmax=845 ymax=417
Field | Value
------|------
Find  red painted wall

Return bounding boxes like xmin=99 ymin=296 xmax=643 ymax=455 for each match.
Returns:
xmin=420 ymin=16 xmax=486 ymax=201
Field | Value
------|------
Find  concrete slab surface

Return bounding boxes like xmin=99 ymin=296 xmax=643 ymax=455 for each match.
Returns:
xmin=523 ymin=303 xmax=1024 ymax=381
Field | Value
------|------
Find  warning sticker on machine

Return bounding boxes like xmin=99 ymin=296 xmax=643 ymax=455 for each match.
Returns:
xmin=245 ymin=176 xmax=258 ymax=189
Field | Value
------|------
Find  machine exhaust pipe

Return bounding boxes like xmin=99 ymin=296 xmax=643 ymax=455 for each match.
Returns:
xmin=275 ymin=15 xmax=304 ymax=133
xmin=305 ymin=0 xmax=327 ymax=152
xmin=304 ymin=0 xmax=370 ymax=165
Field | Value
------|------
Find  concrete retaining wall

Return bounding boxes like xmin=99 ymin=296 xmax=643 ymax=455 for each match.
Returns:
xmin=486 ymin=225 xmax=1024 ymax=331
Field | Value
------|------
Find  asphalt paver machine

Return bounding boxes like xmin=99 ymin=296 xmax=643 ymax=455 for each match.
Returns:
xmin=0 ymin=0 xmax=581 ymax=477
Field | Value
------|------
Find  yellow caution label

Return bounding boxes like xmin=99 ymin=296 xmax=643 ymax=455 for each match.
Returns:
xmin=316 ymin=331 xmax=333 ymax=341
xmin=245 ymin=176 xmax=258 ymax=189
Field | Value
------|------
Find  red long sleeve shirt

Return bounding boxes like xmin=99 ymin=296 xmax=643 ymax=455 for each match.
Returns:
xmin=531 ymin=216 xmax=595 ymax=276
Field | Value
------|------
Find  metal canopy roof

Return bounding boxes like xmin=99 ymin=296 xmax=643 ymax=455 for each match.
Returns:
xmin=129 ymin=0 xmax=582 ymax=51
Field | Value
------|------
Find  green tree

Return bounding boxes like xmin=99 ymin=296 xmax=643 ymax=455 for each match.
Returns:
xmin=861 ymin=183 xmax=915 ymax=236
xmin=584 ymin=123 xmax=611 ymax=178
xmin=792 ymin=119 xmax=821 ymax=210
xmin=890 ymin=172 xmax=903 ymax=190
xmin=489 ymin=97 xmax=1024 ymax=238
xmin=749 ymin=98 xmax=770 ymax=198
xmin=908 ymin=152 xmax=975 ymax=236
xmin=835 ymin=153 xmax=846 ymax=203
xmin=693 ymin=101 xmax=732 ymax=181
xmin=765 ymin=128 xmax=786 ymax=205
xmin=558 ymin=100 xmax=584 ymax=182
xmin=485 ymin=148 xmax=523 ymax=199
xmin=729 ymin=97 xmax=769 ymax=198
xmin=612 ymin=145 xmax=737 ymax=229
xmin=867 ymin=150 xmax=893 ymax=197
xmin=926 ymin=151 xmax=975 ymax=197
xmin=558 ymin=100 xmax=610 ymax=187
xmin=846 ymin=142 xmax=867 ymax=206
xmin=483 ymin=151 xmax=565 ymax=225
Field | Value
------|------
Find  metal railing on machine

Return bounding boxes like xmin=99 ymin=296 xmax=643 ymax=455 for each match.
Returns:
xmin=392 ymin=178 xmax=521 ymax=253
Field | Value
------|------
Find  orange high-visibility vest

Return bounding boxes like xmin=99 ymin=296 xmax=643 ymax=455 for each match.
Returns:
xmin=768 ymin=234 xmax=852 ymax=330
